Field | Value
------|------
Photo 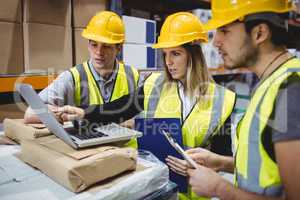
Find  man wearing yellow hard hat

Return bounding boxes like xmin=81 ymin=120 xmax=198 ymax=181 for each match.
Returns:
xmin=186 ymin=0 xmax=300 ymax=199
xmin=24 ymin=11 xmax=139 ymax=148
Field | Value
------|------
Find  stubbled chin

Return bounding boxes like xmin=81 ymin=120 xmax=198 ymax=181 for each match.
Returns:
xmin=223 ymin=62 xmax=235 ymax=69
xmin=94 ymin=63 xmax=105 ymax=69
xmin=224 ymin=62 xmax=242 ymax=70
xmin=222 ymin=57 xmax=235 ymax=69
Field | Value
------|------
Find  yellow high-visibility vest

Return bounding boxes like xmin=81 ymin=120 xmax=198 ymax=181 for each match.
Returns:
xmin=143 ymin=73 xmax=236 ymax=200
xmin=235 ymin=58 xmax=300 ymax=197
xmin=70 ymin=61 xmax=139 ymax=148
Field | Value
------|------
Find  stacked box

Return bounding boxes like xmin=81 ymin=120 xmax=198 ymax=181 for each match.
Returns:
xmin=122 ymin=16 xmax=157 ymax=69
xmin=0 ymin=22 xmax=24 ymax=74
xmin=0 ymin=0 xmax=23 ymax=74
xmin=73 ymin=28 xmax=89 ymax=64
xmin=72 ymin=0 xmax=107 ymax=28
xmin=23 ymin=0 xmax=72 ymax=73
xmin=72 ymin=0 xmax=107 ymax=65
xmin=123 ymin=43 xmax=156 ymax=69
xmin=23 ymin=0 xmax=71 ymax=26
xmin=0 ymin=0 xmax=22 ymax=23
xmin=23 ymin=23 xmax=72 ymax=74
xmin=123 ymin=15 xmax=156 ymax=44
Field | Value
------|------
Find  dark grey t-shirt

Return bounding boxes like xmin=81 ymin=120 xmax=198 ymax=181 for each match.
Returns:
xmin=263 ymin=73 xmax=300 ymax=161
xmin=272 ymin=74 xmax=300 ymax=142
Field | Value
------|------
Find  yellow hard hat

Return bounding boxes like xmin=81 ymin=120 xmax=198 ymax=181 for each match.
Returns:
xmin=152 ymin=12 xmax=208 ymax=49
xmin=82 ymin=11 xmax=125 ymax=44
xmin=204 ymin=0 xmax=292 ymax=31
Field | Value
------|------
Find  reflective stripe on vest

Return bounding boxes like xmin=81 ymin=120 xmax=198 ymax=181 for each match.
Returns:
xmin=201 ymin=84 xmax=226 ymax=145
xmin=144 ymin=74 xmax=235 ymax=148
xmin=143 ymin=73 xmax=235 ymax=200
xmin=145 ymin=73 xmax=164 ymax=118
xmin=74 ymin=63 xmax=89 ymax=106
xmin=70 ymin=61 xmax=138 ymax=106
xmin=236 ymin=58 xmax=300 ymax=196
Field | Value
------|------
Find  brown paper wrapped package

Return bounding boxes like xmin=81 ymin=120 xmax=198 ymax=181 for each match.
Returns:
xmin=3 ymin=118 xmax=52 ymax=143
xmin=19 ymin=135 xmax=137 ymax=192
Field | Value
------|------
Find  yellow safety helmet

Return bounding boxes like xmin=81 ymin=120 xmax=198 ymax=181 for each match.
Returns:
xmin=82 ymin=11 xmax=125 ymax=44
xmin=152 ymin=12 xmax=208 ymax=49
xmin=204 ymin=0 xmax=292 ymax=31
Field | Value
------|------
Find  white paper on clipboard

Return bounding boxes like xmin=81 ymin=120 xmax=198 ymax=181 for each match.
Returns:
xmin=162 ymin=130 xmax=198 ymax=169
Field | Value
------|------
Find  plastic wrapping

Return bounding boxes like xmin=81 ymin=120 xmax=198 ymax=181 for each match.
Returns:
xmin=85 ymin=150 xmax=169 ymax=200
xmin=0 ymin=141 xmax=171 ymax=200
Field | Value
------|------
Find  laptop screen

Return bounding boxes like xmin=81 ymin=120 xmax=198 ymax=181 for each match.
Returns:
xmin=135 ymin=118 xmax=188 ymax=193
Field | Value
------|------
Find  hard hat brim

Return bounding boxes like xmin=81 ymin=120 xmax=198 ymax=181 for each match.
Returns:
xmin=203 ymin=18 xmax=238 ymax=32
xmin=204 ymin=6 xmax=291 ymax=32
xmin=82 ymin=30 xmax=124 ymax=44
xmin=152 ymin=38 xmax=208 ymax=49
xmin=152 ymin=41 xmax=186 ymax=49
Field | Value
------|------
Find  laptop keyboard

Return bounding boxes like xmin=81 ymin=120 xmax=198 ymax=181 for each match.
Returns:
xmin=65 ymin=127 xmax=108 ymax=140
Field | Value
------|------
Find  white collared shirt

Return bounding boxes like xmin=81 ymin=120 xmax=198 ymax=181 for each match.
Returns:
xmin=39 ymin=59 xmax=119 ymax=105
xmin=89 ymin=60 xmax=118 ymax=103
xmin=177 ymin=82 xmax=197 ymax=120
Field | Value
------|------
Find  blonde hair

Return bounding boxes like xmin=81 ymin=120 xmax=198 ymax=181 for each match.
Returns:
xmin=163 ymin=43 xmax=213 ymax=100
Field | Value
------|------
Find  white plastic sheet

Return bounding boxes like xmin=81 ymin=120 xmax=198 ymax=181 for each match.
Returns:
xmin=0 ymin=144 xmax=169 ymax=200
xmin=81 ymin=150 xmax=169 ymax=200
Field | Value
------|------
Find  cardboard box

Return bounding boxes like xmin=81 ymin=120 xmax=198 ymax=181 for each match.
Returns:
xmin=122 ymin=16 xmax=156 ymax=44
xmin=23 ymin=23 xmax=73 ymax=73
xmin=73 ymin=0 xmax=107 ymax=28
xmin=20 ymin=136 xmax=137 ymax=192
xmin=0 ymin=0 xmax=22 ymax=23
xmin=0 ymin=149 xmax=167 ymax=200
xmin=73 ymin=28 xmax=89 ymax=64
xmin=4 ymin=118 xmax=52 ymax=143
xmin=122 ymin=43 xmax=157 ymax=69
xmin=3 ymin=118 xmax=75 ymax=143
xmin=0 ymin=21 xmax=24 ymax=74
xmin=23 ymin=0 xmax=71 ymax=26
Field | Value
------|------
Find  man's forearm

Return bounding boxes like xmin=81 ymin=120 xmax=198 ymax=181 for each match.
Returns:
xmin=216 ymin=179 xmax=283 ymax=200
xmin=24 ymin=107 xmax=42 ymax=124
xmin=84 ymin=85 xmax=145 ymax=124
xmin=219 ymin=156 xmax=235 ymax=173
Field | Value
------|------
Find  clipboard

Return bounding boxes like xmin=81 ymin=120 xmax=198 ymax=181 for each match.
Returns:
xmin=162 ymin=130 xmax=198 ymax=169
xmin=135 ymin=118 xmax=188 ymax=193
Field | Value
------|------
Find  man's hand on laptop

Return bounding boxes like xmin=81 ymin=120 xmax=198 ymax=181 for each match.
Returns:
xmin=119 ymin=118 xmax=135 ymax=129
xmin=48 ymin=105 xmax=64 ymax=124
xmin=58 ymin=105 xmax=85 ymax=121
xmin=24 ymin=104 xmax=63 ymax=124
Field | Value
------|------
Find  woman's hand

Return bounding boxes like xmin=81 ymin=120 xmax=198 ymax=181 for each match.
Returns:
xmin=166 ymin=155 xmax=190 ymax=176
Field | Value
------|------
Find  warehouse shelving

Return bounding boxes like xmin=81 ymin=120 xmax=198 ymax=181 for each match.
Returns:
xmin=0 ymin=67 xmax=251 ymax=95
xmin=1 ymin=0 xmax=298 ymax=108
xmin=0 ymin=74 xmax=57 ymax=93
xmin=0 ymin=74 xmax=57 ymax=106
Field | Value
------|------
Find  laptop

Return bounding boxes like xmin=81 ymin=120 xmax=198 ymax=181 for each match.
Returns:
xmin=16 ymin=83 xmax=142 ymax=149
xmin=135 ymin=118 xmax=188 ymax=193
